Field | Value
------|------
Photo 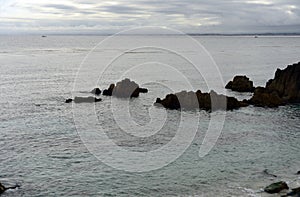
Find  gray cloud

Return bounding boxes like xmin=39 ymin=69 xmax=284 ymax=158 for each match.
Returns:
xmin=0 ymin=0 xmax=300 ymax=34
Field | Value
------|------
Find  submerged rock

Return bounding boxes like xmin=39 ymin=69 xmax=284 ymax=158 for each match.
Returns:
xmin=102 ymin=78 xmax=148 ymax=98
xmin=225 ymin=75 xmax=255 ymax=92
xmin=155 ymin=90 xmax=248 ymax=111
xmin=264 ymin=181 xmax=289 ymax=194
xmin=247 ymin=62 xmax=300 ymax=107
xmin=91 ymin=88 xmax=101 ymax=95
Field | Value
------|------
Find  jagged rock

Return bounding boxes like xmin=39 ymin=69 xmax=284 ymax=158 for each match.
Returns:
xmin=225 ymin=75 xmax=255 ymax=92
xmin=73 ymin=97 xmax=102 ymax=103
xmin=65 ymin=98 xmax=73 ymax=103
xmin=155 ymin=90 xmax=248 ymax=111
xmin=102 ymin=79 xmax=148 ymax=98
xmin=91 ymin=88 xmax=101 ymax=95
xmin=248 ymin=87 xmax=284 ymax=107
xmin=247 ymin=62 xmax=300 ymax=107
xmin=265 ymin=62 xmax=300 ymax=103
xmin=264 ymin=181 xmax=289 ymax=194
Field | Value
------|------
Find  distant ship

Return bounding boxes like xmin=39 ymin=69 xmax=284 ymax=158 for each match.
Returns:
xmin=42 ymin=35 xmax=47 ymax=38
xmin=254 ymin=35 xmax=258 ymax=38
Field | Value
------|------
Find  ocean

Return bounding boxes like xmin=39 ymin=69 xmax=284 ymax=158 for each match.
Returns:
xmin=0 ymin=35 xmax=299 ymax=196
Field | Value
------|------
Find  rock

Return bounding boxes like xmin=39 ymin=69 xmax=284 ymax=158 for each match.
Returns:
xmin=247 ymin=62 xmax=300 ymax=107
xmin=248 ymin=87 xmax=284 ymax=107
xmin=0 ymin=182 xmax=5 ymax=194
xmin=102 ymin=79 xmax=148 ymax=98
xmin=138 ymin=88 xmax=148 ymax=93
xmin=225 ymin=75 xmax=255 ymax=92
xmin=266 ymin=62 xmax=300 ymax=103
xmin=73 ymin=97 xmax=102 ymax=103
xmin=103 ymin=84 xmax=115 ymax=96
xmin=155 ymin=90 xmax=248 ymax=111
xmin=285 ymin=187 xmax=300 ymax=197
xmin=264 ymin=181 xmax=289 ymax=194
xmin=297 ymin=171 xmax=300 ymax=175
xmin=65 ymin=98 xmax=73 ymax=103
xmin=91 ymin=88 xmax=101 ymax=95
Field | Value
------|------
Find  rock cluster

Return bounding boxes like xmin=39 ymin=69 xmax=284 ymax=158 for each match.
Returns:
xmin=225 ymin=75 xmax=255 ymax=92
xmin=155 ymin=90 xmax=248 ymax=111
xmin=103 ymin=78 xmax=148 ymax=98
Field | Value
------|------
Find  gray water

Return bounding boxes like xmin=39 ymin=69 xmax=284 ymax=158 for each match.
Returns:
xmin=0 ymin=35 xmax=299 ymax=196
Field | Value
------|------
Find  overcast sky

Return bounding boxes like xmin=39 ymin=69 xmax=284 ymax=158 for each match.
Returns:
xmin=1 ymin=0 xmax=300 ymax=34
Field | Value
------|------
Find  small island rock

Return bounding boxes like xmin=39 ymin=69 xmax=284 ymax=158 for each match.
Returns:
xmin=225 ymin=75 xmax=255 ymax=92
xmin=102 ymin=79 xmax=148 ymax=98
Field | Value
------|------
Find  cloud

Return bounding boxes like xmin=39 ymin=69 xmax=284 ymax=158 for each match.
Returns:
xmin=0 ymin=0 xmax=300 ymax=34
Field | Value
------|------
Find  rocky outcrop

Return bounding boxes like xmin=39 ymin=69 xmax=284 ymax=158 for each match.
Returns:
xmin=265 ymin=62 xmax=300 ymax=103
xmin=264 ymin=181 xmax=289 ymax=194
xmin=248 ymin=62 xmax=300 ymax=107
xmin=225 ymin=75 xmax=255 ymax=92
xmin=91 ymin=88 xmax=101 ymax=95
xmin=102 ymin=78 xmax=148 ymax=98
xmin=155 ymin=90 xmax=248 ymax=111
xmin=65 ymin=97 xmax=102 ymax=103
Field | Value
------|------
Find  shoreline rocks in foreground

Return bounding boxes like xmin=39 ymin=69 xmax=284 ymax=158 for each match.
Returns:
xmin=155 ymin=90 xmax=248 ymax=111
xmin=248 ymin=62 xmax=300 ymax=107
xmin=225 ymin=75 xmax=255 ymax=92
xmin=103 ymin=78 xmax=148 ymax=98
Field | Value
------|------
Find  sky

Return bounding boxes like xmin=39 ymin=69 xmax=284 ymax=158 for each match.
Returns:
xmin=0 ymin=0 xmax=300 ymax=34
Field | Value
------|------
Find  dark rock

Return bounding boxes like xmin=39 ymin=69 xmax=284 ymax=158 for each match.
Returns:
xmin=65 ymin=98 xmax=73 ymax=103
xmin=248 ymin=87 xmax=284 ymax=107
xmin=264 ymin=181 xmax=289 ymax=194
xmin=0 ymin=182 xmax=5 ymax=194
xmin=297 ymin=171 xmax=300 ymax=175
xmin=138 ymin=88 xmax=148 ymax=93
xmin=284 ymin=187 xmax=300 ymax=197
xmin=103 ymin=84 xmax=115 ymax=96
xmin=225 ymin=75 xmax=255 ymax=92
xmin=91 ymin=88 xmax=101 ymax=95
xmin=0 ymin=182 xmax=20 ymax=194
xmin=247 ymin=62 xmax=300 ymax=107
xmin=266 ymin=62 xmax=300 ymax=103
xmin=73 ymin=97 xmax=102 ymax=103
xmin=155 ymin=90 xmax=248 ymax=111
xmin=102 ymin=79 xmax=148 ymax=98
